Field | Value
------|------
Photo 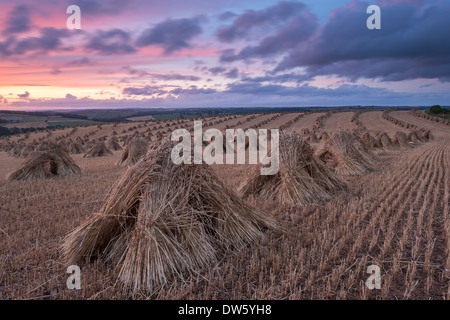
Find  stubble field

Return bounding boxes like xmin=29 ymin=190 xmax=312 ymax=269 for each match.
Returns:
xmin=0 ymin=110 xmax=448 ymax=300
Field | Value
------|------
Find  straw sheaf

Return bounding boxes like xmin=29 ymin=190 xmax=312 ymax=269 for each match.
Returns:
xmin=359 ymin=132 xmax=380 ymax=149
xmin=377 ymin=132 xmax=397 ymax=150
xmin=62 ymin=139 xmax=277 ymax=293
xmin=239 ymin=132 xmax=347 ymax=205
xmin=315 ymin=131 xmax=378 ymax=176
xmin=8 ymin=142 xmax=82 ymax=181
xmin=393 ymin=131 xmax=412 ymax=148
xmin=84 ymin=141 xmax=113 ymax=158
xmin=107 ymin=136 xmax=123 ymax=151
xmin=118 ymin=138 xmax=149 ymax=167
xmin=69 ymin=142 xmax=85 ymax=154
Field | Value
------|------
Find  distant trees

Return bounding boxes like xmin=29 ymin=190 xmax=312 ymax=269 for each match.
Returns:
xmin=0 ymin=127 xmax=10 ymax=136
xmin=429 ymin=105 xmax=449 ymax=114
xmin=0 ymin=126 xmax=39 ymax=136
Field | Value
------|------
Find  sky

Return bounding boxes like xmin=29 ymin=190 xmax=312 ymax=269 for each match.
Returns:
xmin=0 ymin=0 xmax=449 ymax=110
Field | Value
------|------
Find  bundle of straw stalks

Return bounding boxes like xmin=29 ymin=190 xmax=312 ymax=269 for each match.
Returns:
xmin=419 ymin=129 xmax=434 ymax=141
xmin=407 ymin=131 xmax=421 ymax=143
xmin=320 ymin=131 xmax=330 ymax=141
xmin=118 ymin=138 xmax=149 ymax=166
xmin=360 ymin=132 xmax=380 ymax=149
xmin=107 ymin=136 xmax=122 ymax=151
xmin=84 ymin=139 xmax=95 ymax=149
xmin=377 ymin=132 xmax=397 ymax=150
xmin=62 ymin=139 xmax=277 ymax=293
xmin=8 ymin=142 xmax=81 ymax=181
xmin=239 ymin=132 xmax=347 ymax=205
xmin=393 ymin=131 xmax=412 ymax=148
xmin=69 ymin=142 xmax=84 ymax=154
xmin=306 ymin=132 xmax=319 ymax=143
xmin=351 ymin=134 xmax=380 ymax=160
xmin=315 ymin=131 xmax=378 ymax=176
xmin=8 ymin=144 xmax=23 ymax=157
xmin=18 ymin=145 xmax=35 ymax=158
xmin=411 ymin=129 xmax=426 ymax=142
xmin=84 ymin=141 xmax=113 ymax=158
xmin=57 ymin=140 xmax=69 ymax=152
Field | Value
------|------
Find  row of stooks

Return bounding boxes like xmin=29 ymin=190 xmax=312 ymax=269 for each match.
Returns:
xmin=2 ymin=128 xmax=433 ymax=295
xmin=2 ymin=133 xmax=152 ymax=162
xmin=409 ymin=109 xmax=450 ymax=126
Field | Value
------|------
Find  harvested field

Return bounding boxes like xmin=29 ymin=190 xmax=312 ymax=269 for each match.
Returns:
xmin=359 ymin=111 xmax=407 ymax=137
xmin=390 ymin=111 xmax=450 ymax=137
xmin=0 ymin=110 xmax=448 ymax=300
xmin=290 ymin=113 xmax=324 ymax=133
xmin=4 ymin=121 xmax=49 ymax=129
xmin=320 ymin=112 xmax=359 ymax=133
xmin=126 ymin=115 xmax=155 ymax=121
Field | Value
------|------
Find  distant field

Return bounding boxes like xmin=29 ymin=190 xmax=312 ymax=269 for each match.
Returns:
xmin=46 ymin=118 xmax=98 ymax=127
xmin=3 ymin=121 xmax=48 ymax=129
xmin=0 ymin=114 xmax=48 ymax=122
xmin=0 ymin=112 xmax=100 ymax=130
xmin=126 ymin=115 xmax=155 ymax=121
xmin=152 ymin=113 xmax=184 ymax=120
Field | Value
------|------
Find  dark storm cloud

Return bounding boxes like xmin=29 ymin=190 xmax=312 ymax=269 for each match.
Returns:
xmin=223 ymin=68 xmax=239 ymax=79
xmin=225 ymin=81 xmax=392 ymax=98
xmin=220 ymin=11 xmax=318 ymax=62
xmin=69 ymin=0 xmax=132 ymax=15
xmin=64 ymin=57 xmax=95 ymax=67
xmin=150 ymin=73 xmax=201 ymax=81
xmin=216 ymin=1 xmax=307 ymax=42
xmin=13 ymin=28 xmax=71 ymax=55
xmin=17 ymin=91 xmax=30 ymax=98
xmin=208 ymin=67 xmax=227 ymax=75
xmin=274 ymin=1 xmax=450 ymax=81
xmin=216 ymin=1 xmax=450 ymax=82
xmin=240 ymin=72 xmax=311 ymax=84
xmin=170 ymin=87 xmax=216 ymax=95
xmin=136 ymin=17 xmax=203 ymax=55
xmin=65 ymin=93 xmax=77 ymax=99
xmin=85 ymin=29 xmax=136 ymax=55
xmin=122 ymin=86 xmax=161 ymax=96
xmin=207 ymin=67 xmax=239 ymax=79
xmin=218 ymin=11 xmax=237 ymax=21
xmin=123 ymin=85 xmax=216 ymax=96
xmin=0 ymin=37 xmax=15 ymax=56
xmin=122 ymin=66 xmax=201 ymax=81
xmin=4 ymin=5 xmax=31 ymax=34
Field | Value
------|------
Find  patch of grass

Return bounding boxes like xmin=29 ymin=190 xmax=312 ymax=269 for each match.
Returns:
xmin=152 ymin=113 xmax=183 ymax=120
xmin=48 ymin=120 xmax=99 ymax=127
xmin=425 ymin=110 xmax=450 ymax=120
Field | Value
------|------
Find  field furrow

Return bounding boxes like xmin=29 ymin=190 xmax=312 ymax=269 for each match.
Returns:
xmin=288 ymin=113 xmax=324 ymax=133
xmin=390 ymin=111 xmax=450 ymax=138
xmin=320 ymin=112 xmax=358 ymax=133
xmin=359 ymin=111 xmax=407 ymax=137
